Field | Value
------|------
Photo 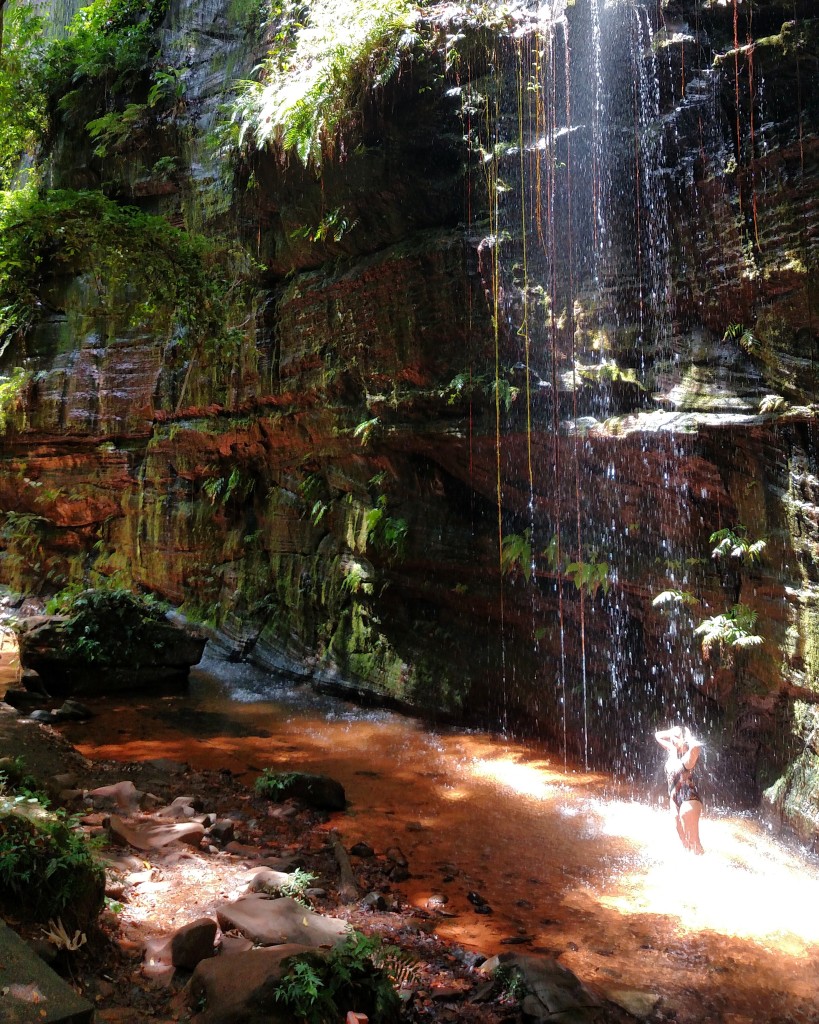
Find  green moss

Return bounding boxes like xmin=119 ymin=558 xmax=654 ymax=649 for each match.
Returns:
xmin=0 ymin=185 xmax=257 ymax=361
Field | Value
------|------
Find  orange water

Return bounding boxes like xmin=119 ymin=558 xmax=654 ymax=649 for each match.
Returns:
xmin=49 ymin=652 xmax=819 ymax=1023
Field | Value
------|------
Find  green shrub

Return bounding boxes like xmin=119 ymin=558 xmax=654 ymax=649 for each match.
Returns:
xmin=0 ymin=184 xmax=256 ymax=354
xmin=45 ymin=585 xmax=167 ymax=666
xmin=0 ymin=1 xmax=48 ymax=186
xmin=43 ymin=0 xmax=169 ymax=129
xmin=274 ymin=931 xmax=402 ymax=1024
xmin=0 ymin=799 xmax=104 ymax=925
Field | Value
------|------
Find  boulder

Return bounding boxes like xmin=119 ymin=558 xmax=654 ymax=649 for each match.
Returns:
xmin=214 ymin=895 xmax=350 ymax=948
xmin=171 ymin=917 xmax=219 ymax=970
xmin=109 ymin=814 xmax=205 ymax=851
xmin=482 ymin=953 xmax=617 ymax=1023
xmin=256 ymin=772 xmax=346 ymax=811
xmin=15 ymin=613 xmax=207 ymax=697
xmin=186 ymin=944 xmax=315 ymax=1024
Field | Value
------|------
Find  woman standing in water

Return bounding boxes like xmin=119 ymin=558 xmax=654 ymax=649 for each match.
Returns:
xmin=655 ymin=726 xmax=704 ymax=854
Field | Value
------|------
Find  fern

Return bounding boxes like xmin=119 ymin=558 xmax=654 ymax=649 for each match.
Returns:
xmin=694 ymin=604 xmax=763 ymax=660
xmin=709 ymin=526 xmax=766 ymax=565
xmin=652 ymin=589 xmax=697 ymax=608
xmin=501 ymin=530 xmax=532 ymax=582
xmin=227 ymin=0 xmax=418 ymax=168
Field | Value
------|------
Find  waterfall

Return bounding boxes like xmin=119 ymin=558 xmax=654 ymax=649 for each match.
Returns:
xmin=468 ymin=0 xmax=684 ymax=766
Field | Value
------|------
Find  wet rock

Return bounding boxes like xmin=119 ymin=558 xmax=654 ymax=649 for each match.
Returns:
xmin=28 ymin=708 xmax=56 ymax=723
xmin=350 ymin=841 xmax=375 ymax=858
xmin=15 ymin=613 xmax=207 ymax=697
xmin=53 ymin=699 xmax=93 ymax=721
xmin=214 ymin=895 xmax=351 ymax=948
xmin=2 ymin=687 xmax=47 ymax=712
xmin=361 ymin=892 xmax=387 ymax=911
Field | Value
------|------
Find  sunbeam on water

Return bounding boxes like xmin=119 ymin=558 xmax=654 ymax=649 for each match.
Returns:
xmin=588 ymin=798 xmax=819 ymax=953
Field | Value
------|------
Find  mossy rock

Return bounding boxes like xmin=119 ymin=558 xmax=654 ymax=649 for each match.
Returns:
xmin=254 ymin=771 xmax=346 ymax=811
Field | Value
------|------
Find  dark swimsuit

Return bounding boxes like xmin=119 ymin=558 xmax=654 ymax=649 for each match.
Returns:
xmin=666 ymin=756 xmax=702 ymax=808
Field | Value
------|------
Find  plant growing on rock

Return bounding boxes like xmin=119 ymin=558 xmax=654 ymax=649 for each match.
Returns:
xmin=501 ymin=530 xmax=610 ymax=596
xmin=0 ymin=184 xmax=257 ymax=355
xmin=709 ymin=526 xmax=766 ymax=565
xmin=365 ymin=495 xmax=407 ymax=561
xmin=274 ymin=931 xmax=402 ymax=1024
xmin=0 ymin=0 xmax=48 ymax=186
xmin=227 ymin=0 xmax=420 ymax=168
xmin=694 ymin=603 xmax=763 ymax=662
xmin=45 ymin=585 xmax=168 ymax=666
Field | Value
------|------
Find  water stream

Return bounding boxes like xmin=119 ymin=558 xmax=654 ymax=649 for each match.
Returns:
xmin=55 ymin=650 xmax=819 ymax=1024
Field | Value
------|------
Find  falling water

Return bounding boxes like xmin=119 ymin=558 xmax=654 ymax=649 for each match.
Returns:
xmin=468 ymin=0 xmax=686 ymax=766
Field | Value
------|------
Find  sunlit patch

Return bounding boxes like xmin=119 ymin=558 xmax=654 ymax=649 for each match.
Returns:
xmin=587 ymin=797 xmax=819 ymax=952
xmin=467 ymin=754 xmax=593 ymax=798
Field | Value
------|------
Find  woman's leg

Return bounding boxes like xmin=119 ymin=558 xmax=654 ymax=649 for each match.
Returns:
xmin=680 ymin=800 xmax=704 ymax=854
xmin=670 ymin=800 xmax=687 ymax=848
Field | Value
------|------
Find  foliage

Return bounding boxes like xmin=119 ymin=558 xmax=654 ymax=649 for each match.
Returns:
xmin=44 ymin=585 xmax=167 ymax=666
xmin=501 ymin=529 xmax=532 ymax=582
xmin=0 ymin=366 xmax=30 ymax=432
xmin=274 ymin=931 xmax=402 ymax=1024
xmin=44 ymin=0 xmax=169 ymax=133
xmin=0 ymin=755 xmax=39 ymax=795
xmin=341 ymin=560 xmax=373 ymax=596
xmin=203 ymin=467 xmax=255 ymax=507
xmin=694 ymin=603 xmax=763 ymax=660
xmin=487 ymin=376 xmax=519 ymax=412
xmin=652 ymin=589 xmax=697 ymax=609
xmin=565 ymin=559 xmax=610 ymax=597
xmin=276 ymin=868 xmax=318 ymax=905
xmin=365 ymin=495 xmax=407 ymax=560
xmin=353 ymin=416 xmax=381 ymax=446
xmin=759 ymin=393 xmax=787 ymax=415
xmin=254 ymin=769 xmax=299 ymax=799
xmin=494 ymin=962 xmax=525 ymax=1001
xmin=0 ymin=800 xmax=104 ymax=923
xmin=0 ymin=510 xmax=52 ymax=586
xmin=0 ymin=1 xmax=48 ymax=187
xmin=291 ymin=206 xmax=359 ymax=244
xmin=723 ymin=322 xmax=761 ymax=355
xmin=41 ymin=917 xmax=88 ymax=951
xmin=85 ymin=102 xmax=149 ymax=157
xmin=709 ymin=526 xmax=766 ymax=565
xmin=501 ymin=530 xmax=609 ymax=596
xmin=227 ymin=0 xmax=419 ymax=168
xmin=0 ymin=185 xmax=257 ymax=353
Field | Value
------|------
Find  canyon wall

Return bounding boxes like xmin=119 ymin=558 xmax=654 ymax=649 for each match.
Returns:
xmin=0 ymin=0 xmax=818 ymax=840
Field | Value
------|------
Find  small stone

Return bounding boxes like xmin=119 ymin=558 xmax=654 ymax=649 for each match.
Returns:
xmin=350 ymin=842 xmax=375 ymax=858
xmin=209 ymin=819 xmax=236 ymax=845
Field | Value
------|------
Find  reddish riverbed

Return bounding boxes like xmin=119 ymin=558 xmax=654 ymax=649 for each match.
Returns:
xmin=42 ymin=652 xmax=819 ymax=1023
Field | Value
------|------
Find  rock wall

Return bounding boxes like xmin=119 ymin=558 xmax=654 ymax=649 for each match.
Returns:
xmin=1 ymin=0 xmax=818 ymax=837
